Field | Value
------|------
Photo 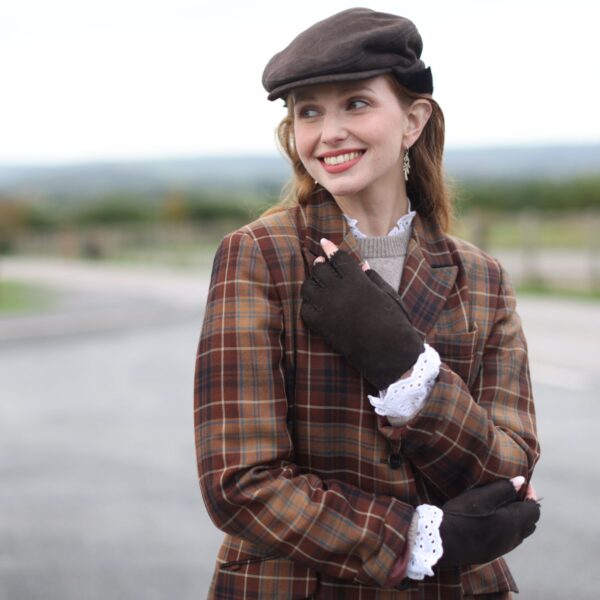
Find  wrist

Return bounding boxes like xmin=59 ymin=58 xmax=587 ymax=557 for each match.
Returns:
xmin=385 ymin=549 xmax=410 ymax=588
xmin=399 ymin=367 xmax=414 ymax=380
xmin=384 ymin=511 xmax=418 ymax=588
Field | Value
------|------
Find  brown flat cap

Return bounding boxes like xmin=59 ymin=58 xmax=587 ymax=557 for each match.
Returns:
xmin=262 ymin=8 xmax=433 ymax=101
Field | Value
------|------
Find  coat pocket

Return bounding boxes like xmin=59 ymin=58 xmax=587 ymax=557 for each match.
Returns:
xmin=209 ymin=541 xmax=318 ymax=600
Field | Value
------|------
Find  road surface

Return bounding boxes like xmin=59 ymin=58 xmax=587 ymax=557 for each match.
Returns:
xmin=1 ymin=257 xmax=599 ymax=598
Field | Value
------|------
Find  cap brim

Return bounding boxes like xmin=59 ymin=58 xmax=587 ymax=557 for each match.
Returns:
xmin=266 ymin=67 xmax=393 ymax=101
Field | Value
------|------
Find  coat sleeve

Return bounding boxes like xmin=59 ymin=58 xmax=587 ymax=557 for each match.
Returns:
xmin=194 ymin=230 xmax=414 ymax=588
xmin=378 ymin=261 xmax=540 ymax=499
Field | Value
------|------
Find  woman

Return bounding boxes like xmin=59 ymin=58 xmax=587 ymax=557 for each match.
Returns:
xmin=194 ymin=8 xmax=540 ymax=599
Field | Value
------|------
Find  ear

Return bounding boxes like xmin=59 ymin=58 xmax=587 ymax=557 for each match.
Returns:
xmin=403 ymin=99 xmax=433 ymax=148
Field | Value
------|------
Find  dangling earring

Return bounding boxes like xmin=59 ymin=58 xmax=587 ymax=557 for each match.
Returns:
xmin=402 ymin=147 xmax=411 ymax=182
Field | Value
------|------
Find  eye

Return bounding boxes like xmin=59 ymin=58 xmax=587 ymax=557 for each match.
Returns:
xmin=348 ymin=99 xmax=368 ymax=110
xmin=297 ymin=106 xmax=320 ymax=119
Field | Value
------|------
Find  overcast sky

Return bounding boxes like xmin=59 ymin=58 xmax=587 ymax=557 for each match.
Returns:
xmin=1 ymin=0 xmax=599 ymax=164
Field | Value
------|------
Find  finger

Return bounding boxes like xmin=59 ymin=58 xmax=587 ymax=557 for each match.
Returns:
xmin=300 ymin=277 xmax=323 ymax=303
xmin=510 ymin=476 xmax=526 ymax=492
xmin=320 ymin=238 xmax=339 ymax=259
xmin=300 ymin=299 xmax=320 ymax=331
xmin=500 ymin=503 xmax=539 ymax=550
xmin=304 ymin=261 xmax=343 ymax=292
xmin=525 ymin=482 xmax=538 ymax=501
xmin=505 ymin=495 xmax=541 ymax=530
xmin=313 ymin=256 xmax=326 ymax=265
xmin=361 ymin=260 xmax=370 ymax=271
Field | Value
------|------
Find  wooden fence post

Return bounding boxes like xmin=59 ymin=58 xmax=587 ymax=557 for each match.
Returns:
xmin=519 ymin=209 xmax=542 ymax=286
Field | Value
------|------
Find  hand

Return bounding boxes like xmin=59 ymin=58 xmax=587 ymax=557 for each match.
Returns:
xmin=437 ymin=478 xmax=541 ymax=569
xmin=301 ymin=239 xmax=424 ymax=389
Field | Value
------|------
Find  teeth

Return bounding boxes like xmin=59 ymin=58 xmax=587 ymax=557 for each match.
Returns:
xmin=323 ymin=151 xmax=362 ymax=166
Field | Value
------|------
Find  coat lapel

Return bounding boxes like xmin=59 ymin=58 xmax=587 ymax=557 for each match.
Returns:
xmin=399 ymin=214 xmax=458 ymax=336
xmin=298 ymin=189 xmax=363 ymax=272
xmin=297 ymin=190 xmax=458 ymax=337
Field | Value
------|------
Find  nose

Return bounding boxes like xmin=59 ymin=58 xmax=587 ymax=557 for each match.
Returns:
xmin=320 ymin=111 xmax=348 ymax=145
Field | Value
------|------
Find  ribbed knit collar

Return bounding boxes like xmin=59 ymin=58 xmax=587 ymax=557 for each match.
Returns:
xmin=356 ymin=230 xmax=412 ymax=258
xmin=342 ymin=198 xmax=415 ymax=258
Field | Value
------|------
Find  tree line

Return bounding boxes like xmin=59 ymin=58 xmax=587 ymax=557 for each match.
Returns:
xmin=1 ymin=176 xmax=599 ymax=236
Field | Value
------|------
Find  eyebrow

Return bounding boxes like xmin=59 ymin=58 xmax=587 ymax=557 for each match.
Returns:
xmin=293 ymin=83 xmax=376 ymax=103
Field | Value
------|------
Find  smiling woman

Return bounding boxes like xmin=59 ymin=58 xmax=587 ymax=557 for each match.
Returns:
xmin=274 ymin=74 xmax=452 ymax=234
xmin=289 ymin=76 xmax=433 ymax=235
xmin=194 ymin=8 xmax=540 ymax=600
xmin=292 ymin=79 xmax=409 ymax=204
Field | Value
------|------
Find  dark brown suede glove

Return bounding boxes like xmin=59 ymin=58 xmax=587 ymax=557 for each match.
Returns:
xmin=437 ymin=479 xmax=540 ymax=568
xmin=300 ymin=249 xmax=424 ymax=389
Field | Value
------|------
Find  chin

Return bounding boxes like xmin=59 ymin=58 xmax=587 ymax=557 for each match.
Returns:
xmin=320 ymin=178 xmax=367 ymax=198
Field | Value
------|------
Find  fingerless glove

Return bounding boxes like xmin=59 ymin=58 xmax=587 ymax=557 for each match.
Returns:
xmin=438 ymin=479 xmax=540 ymax=568
xmin=301 ymin=250 xmax=424 ymax=389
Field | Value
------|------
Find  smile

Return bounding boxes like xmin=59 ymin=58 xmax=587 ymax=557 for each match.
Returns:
xmin=322 ymin=151 xmax=363 ymax=165
xmin=318 ymin=150 xmax=365 ymax=173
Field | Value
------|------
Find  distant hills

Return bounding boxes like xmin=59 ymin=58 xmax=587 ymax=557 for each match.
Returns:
xmin=0 ymin=145 xmax=598 ymax=202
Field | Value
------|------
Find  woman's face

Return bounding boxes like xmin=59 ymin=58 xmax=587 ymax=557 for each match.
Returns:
xmin=292 ymin=76 xmax=409 ymax=200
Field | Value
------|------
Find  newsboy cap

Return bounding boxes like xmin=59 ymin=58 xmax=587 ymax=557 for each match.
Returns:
xmin=262 ymin=8 xmax=433 ymax=101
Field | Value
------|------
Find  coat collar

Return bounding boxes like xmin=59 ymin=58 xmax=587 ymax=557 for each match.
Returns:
xmin=297 ymin=190 xmax=458 ymax=336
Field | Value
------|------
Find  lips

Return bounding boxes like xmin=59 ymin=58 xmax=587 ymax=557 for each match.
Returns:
xmin=318 ymin=149 xmax=365 ymax=173
xmin=322 ymin=150 xmax=363 ymax=165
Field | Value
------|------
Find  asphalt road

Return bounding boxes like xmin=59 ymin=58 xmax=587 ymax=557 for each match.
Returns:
xmin=1 ymin=258 xmax=599 ymax=599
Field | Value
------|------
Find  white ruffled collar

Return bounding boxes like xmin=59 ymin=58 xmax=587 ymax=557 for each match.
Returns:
xmin=343 ymin=199 xmax=416 ymax=239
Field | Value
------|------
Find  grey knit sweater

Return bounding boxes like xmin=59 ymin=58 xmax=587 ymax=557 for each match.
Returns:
xmin=356 ymin=227 xmax=412 ymax=290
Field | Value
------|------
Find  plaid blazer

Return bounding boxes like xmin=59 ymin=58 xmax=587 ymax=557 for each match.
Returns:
xmin=194 ymin=191 xmax=540 ymax=599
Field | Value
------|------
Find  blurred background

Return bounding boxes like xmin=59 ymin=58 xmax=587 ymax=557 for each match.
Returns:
xmin=1 ymin=0 xmax=599 ymax=598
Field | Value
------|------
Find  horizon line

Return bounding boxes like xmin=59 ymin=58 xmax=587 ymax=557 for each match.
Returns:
xmin=1 ymin=142 xmax=600 ymax=169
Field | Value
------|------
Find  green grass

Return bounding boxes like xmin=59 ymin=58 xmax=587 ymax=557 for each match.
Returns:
xmin=0 ymin=280 xmax=58 ymax=314
xmin=105 ymin=236 xmax=222 ymax=270
xmin=451 ymin=211 xmax=600 ymax=249
xmin=516 ymin=282 xmax=600 ymax=302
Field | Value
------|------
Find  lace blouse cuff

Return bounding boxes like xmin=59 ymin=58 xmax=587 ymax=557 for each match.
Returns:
xmin=368 ymin=344 xmax=441 ymax=425
xmin=406 ymin=504 xmax=444 ymax=580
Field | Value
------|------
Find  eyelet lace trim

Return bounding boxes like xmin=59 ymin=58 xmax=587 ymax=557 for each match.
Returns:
xmin=407 ymin=504 xmax=443 ymax=580
xmin=368 ymin=344 xmax=441 ymax=425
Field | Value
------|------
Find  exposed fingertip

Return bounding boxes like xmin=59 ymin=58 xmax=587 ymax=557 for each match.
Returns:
xmin=313 ymin=256 xmax=326 ymax=264
xmin=510 ymin=475 xmax=526 ymax=491
xmin=525 ymin=482 xmax=538 ymax=501
xmin=361 ymin=260 xmax=370 ymax=271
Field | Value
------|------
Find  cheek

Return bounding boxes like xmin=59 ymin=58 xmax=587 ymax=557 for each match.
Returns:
xmin=373 ymin=112 xmax=406 ymax=146
xmin=293 ymin=126 xmax=319 ymax=175
xmin=378 ymin=122 xmax=405 ymax=158
xmin=293 ymin=125 xmax=311 ymax=160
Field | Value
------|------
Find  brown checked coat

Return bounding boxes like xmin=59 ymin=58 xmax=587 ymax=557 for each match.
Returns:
xmin=194 ymin=191 xmax=540 ymax=599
